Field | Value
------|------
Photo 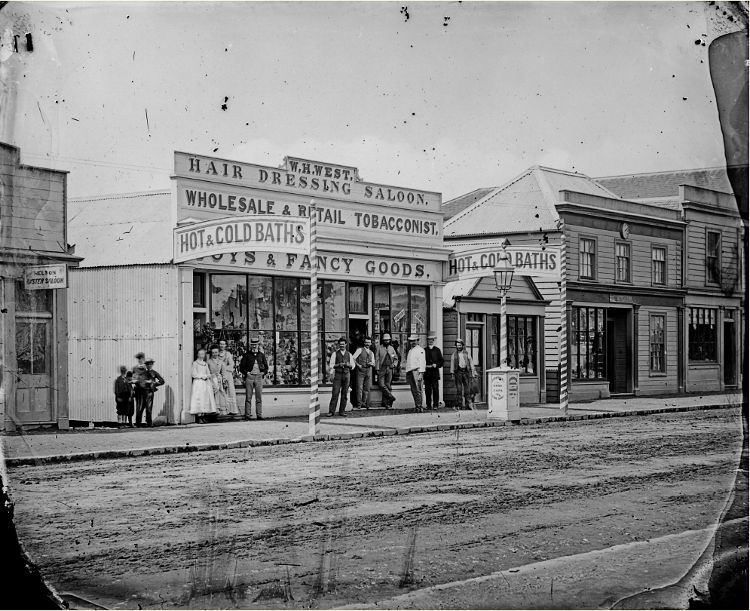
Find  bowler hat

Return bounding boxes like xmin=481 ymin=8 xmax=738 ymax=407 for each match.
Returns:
xmin=408 ymin=334 xmax=419 ymax=341
xmin=250 ymin=337 xmax=260 ymax=344
xmin=455 ymin=338 xmax=465 ymax=345
xmin=145 ymin=358 xmax=155 ymax=364
xmin=135 ymin=352 xmax=145 ymax=360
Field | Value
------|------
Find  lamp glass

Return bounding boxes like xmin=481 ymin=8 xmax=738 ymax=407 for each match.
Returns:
xmin=493 ymin=259 xmax=515 ymax=292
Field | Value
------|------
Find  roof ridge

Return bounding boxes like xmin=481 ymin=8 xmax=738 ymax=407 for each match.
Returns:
xmin=596 ymin=166 xmax=728 ymax=180
xmin=70 ymin=190 xmax=171 ymax=202
xmin=441 ymin=186 xmax=497 ymax=207
xmin=445 ymin=168 xmax=535 ymax=227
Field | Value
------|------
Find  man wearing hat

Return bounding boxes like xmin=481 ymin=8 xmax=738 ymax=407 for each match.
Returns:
xmin=239 ymin=337 xmax=269 ymax=420
xmin=136 ymin=357 xmax=165 ymax=426
xmin=327 ymin=337 xmax=355 ymax=417
xmin=374 ymin=332 xmax=398 ymax=408
xmin=424 ymin=334 xmax=444 ymax=410
xmin=404 ymin=334 xmax=426 ymax=412
xmin=450 ymin=338 xmax=476 ymax=410
xmin=352 ymin=336 xmax=376 ymax=409
xmin=132 ymin=352 xmax=147 ymax=425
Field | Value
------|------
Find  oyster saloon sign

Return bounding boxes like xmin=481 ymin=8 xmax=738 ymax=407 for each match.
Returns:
xmin=174 ymin=216 xmax=310 ymax=263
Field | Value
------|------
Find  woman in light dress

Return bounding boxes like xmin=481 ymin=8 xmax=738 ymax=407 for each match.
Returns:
xmin=217 ymin=339 xmax=239 ymax=416
xmin=190 ymin=348 xmax=216 ymax=423
xmin=207 ymin=345 xmax=232 ymax=415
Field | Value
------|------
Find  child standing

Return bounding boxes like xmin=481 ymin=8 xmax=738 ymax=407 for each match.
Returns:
xmin=114 ymin=366 xmax=131 ymax=427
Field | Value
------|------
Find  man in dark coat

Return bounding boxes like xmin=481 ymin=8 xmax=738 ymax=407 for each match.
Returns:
xmin=137 ymin=358 xmax=165 ymax=427
xmin=239 ymin=337 xmax=269 ymax=420
xmin=424 ymin=334 xmax=444 ymax=410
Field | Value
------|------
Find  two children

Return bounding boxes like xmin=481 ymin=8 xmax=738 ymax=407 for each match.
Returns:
xmin=113 ymin=365 xmax=135 ymax=427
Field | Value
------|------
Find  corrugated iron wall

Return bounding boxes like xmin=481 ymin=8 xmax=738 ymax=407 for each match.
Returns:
xmin=67 ymin=265 xmax=180 ymax=423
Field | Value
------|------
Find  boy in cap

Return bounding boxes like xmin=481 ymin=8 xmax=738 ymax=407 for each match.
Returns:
xmin=375 ymin=332 xmax=398 ymax=408
xmin=405 ymin=334 xmax=426 ymax=412
xmin=136 ymin=357 xmax=165 ymax=427
xmin=424 ymin=334 xmax=444 ymax=410
xmin=450 ymin=339 xmax=476 ymax=410
xmin=327 ymin=337 xmax=355 ymax=416
xmin=239 ymin=337 xmax=269 ymax=420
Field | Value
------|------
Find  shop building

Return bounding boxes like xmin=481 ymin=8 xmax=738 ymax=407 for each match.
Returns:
xmin=598 ymin=168 xmax=744 ymax=393
xmin=67 ymin=153 xmax=448 ymax=424
xmin=442 ymin=165 xmax=689 ymax=404
xmin=0 ymin=142 xmax=79 ymax=432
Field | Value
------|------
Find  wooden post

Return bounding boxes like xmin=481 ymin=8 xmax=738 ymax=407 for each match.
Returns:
xmin=308 ymin=200 xmax=320 ymax=436
xmin=559 ymin=222 xmax=568 ymax=414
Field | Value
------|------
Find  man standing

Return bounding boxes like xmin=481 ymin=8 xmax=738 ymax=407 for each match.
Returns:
xmin=239 ymin=337 xmax=268 ymax=420
xmin=424 ymin=334 xmax=444 ymax=410
xmin=374 ymin=333 xmax=398 ymax=408
xmin=352 ymin=337 xmax=376 ymax=409
xmin=450 ymin=338 xmax=476 ymax=410
xmin=405 ymin=334 xmax=426 ymax=412
xmin=132 ymin=352 xmax=147 ymax=426
xmin=328 ymin=337 xmax=354 ymax=417
xmin=137 ymin=358 xmax=165 ymax=427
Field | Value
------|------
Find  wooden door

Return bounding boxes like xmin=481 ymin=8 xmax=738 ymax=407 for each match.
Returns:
xmin=15 ymin=317 xmax=54 ymax=424
xmin=466 ymin=325 xmax=483 ymax=400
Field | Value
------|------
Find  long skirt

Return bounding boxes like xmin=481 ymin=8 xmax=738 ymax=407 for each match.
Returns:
xmin=222 ymin=371 xmax=239 ymax=414
xmin=190 ymin=378 xmax=217 ymax=414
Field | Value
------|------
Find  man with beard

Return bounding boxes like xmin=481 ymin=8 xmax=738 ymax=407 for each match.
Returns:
xmin=374 ymin=332 xmax=398 ymax=408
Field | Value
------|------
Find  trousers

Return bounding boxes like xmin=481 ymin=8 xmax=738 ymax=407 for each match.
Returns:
xmin=136 ymin=390 xmax=153 ymax=425
xmin=424 ymin=373 xmax=440 ymax=409
xmin=329 ymin=371 xmax=350 ymax=415
xmin=244 ymin=373 xmax=264 ymax=417
xmin=406 ymin=371 xmax=423 ymax=409
xmin=454 ymin=369 xmax=471 ymax=408
xmin=378 ymin=368 xmax=395 ymax=406
xmin=356 ymin=368 xmax=372 ymax=408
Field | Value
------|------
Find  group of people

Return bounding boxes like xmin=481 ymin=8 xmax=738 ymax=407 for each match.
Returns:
xmin=327 ymin=333 xmax=478 ymax=416
xmin=190 ymin=337 xmax=268 ymax=423
xmin=113 ymin=352 xmax=165 ymax=427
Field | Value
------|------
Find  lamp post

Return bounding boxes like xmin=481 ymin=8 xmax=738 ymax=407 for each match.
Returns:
xmin=493 ymin=252 xmax=515 ymax=370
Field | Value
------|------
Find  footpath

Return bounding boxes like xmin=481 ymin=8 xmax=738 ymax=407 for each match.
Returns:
xmin=1 ymin=392 xmax=742 ymax=466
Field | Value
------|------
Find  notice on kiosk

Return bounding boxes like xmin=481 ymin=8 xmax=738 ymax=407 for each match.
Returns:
xmin=174 ymin=216 xmax=310 ymax=263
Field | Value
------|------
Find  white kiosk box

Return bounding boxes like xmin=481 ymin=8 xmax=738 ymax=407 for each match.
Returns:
xmin=486 ymin=367 xmax=521 ymax=421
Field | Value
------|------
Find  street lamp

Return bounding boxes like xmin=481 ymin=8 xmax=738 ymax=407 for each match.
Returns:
xmin=493 ymin=253 xmax=515 ymax=370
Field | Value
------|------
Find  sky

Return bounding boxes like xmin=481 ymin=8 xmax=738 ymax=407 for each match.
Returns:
xmin=2 ymin=1 xmax=745 ymax=201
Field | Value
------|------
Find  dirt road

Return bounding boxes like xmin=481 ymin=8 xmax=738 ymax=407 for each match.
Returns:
xmin=6 ymin=408 xmax=743 ymax=609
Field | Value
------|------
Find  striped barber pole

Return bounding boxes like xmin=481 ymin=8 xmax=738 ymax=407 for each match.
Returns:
xmin=499 ymin=293 xmax=507 ymax=367
xmin=308 ymin=200 xmax=320 ymax=436
xmin=558 ymin=221 xmax=568 ymax=413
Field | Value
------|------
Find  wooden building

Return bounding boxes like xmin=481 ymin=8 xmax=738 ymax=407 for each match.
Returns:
xmin=66 ymin=152 xmax=449 ymax=424
xmin=598 ymin=168 xmax=744 ymax=394
xmin=0 ymin=142 xmax=79 ymax=432
xmin=443 ymin=165 xmax=692 ymax=404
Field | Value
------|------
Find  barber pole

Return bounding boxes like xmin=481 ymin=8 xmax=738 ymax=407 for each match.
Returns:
xmin=558 ymin=222 xmax=568 ymax=414
xmin=309 ymin=200 xmax=321 ymax=435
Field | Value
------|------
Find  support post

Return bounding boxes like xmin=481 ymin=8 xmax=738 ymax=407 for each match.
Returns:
xmin=558 ymin=222 xmax=568 ymax=414
xmin=308 ymin=200 xmax=320 ymax=436
xmin=499 ymin=292 xmax=507 ymax=368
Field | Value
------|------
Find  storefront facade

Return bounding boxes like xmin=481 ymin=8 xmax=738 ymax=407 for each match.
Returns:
xmin=0 ymin=142 xmax=78 ymax=432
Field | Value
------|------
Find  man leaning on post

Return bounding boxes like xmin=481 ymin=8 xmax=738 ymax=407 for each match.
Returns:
xmin=239 ymin=337 xmax=268 ymax=420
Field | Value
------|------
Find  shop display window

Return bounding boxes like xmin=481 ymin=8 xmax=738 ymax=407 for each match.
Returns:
xmin=572 ymin=306 xmax=606 ymax=379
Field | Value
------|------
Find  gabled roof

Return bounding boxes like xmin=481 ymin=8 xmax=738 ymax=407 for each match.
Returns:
xmin=444 ymin=166 xmax=620 ymax=238
xmin=68 ymin=191 xmax=173 ymax=268
xmin=597 ymin=167 xmax=734 ymax=199
xmin=442 ymin=187 xmax=496 ymax=220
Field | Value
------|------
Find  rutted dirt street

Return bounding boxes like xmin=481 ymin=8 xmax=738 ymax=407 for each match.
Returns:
xmin=6 ymin=408 xmax=744 ymax=609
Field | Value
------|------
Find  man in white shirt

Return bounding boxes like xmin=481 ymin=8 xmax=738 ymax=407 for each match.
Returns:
xmin=405 ymin=334 xmax=426 ymax=412
xmin=327 ymin=337 xmax=355 ymax=417
xmin=352 ymin=337 xmax=376 ymax=409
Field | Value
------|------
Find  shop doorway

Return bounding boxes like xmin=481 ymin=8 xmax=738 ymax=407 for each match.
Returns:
xmin=348 ymin=318 xmax=369 ymax=405
xmin=466 ymin=325 xmax=483 ymax=401
xmin=15 ymin=318 xmax=54 ymax=424
xmin=606 ymin=310 xmax=630 ymax=394
xmin=724 ymin=320 xmax=736 ymax=386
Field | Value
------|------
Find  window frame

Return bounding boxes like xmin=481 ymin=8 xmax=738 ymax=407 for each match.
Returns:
xmin=705 ymin=229 xmax=721 ymax=286
xmin=649 ymin=313 xmax=667 ymax=375
xmin=614 ymin=240 xmax=632 ymax=284
xmin=578 ymin=236 xmax=597 ymax=281
xmin=651 ymin=245 xmax=667 ymax=286
xmin=688 ymin=307 xmax=718 ymax=363
xmin=571 ymin=306 xmax=607 ymax=380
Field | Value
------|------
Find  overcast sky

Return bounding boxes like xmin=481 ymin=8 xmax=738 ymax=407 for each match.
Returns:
xmin=5 ymin=1 xmax=744 ymax=200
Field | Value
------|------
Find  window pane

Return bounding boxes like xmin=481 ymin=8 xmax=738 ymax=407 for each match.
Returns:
xmin=300 ymin=279 xmax=311 ymax=330
xmin=410 ymin=286 xmax=428 ymax=335
xmin=15 ymin=282 xmax=52 ymax=313
xmin=300 ymin=331 xmax=312 ymax=384
xmin=323 ymin=281 xmax=346 ymax=332
xmin=391 ymin=285 xmax=409 ymax=336
xmin=275 ymin=278 xmax=299 ymax=331
xmin=16 ymin=322 xmax=32 ymax=374
xmin=392 ymin=332 xmax=408 ymax=382
xmin=193 ymin=272 xmax=206 ymax=307
xmin=490 ymin=315 xmax=499 ymax=368
xmin=256 ymin=331 xmax=275 ymax=384
xmin=247 ymin=276 xmax=273 ymax=331
xmin=373 ymin=285 xmax=390 ymax=340
xmin=276 ymin=331 xmax=300 ymax=384
xmin=32 ymin=322 xmax=49 ymax=374
xmin=210 ymin=275 xmax=246 ymax=330
xmin=349 ymin=284 xmax=368 ymax=314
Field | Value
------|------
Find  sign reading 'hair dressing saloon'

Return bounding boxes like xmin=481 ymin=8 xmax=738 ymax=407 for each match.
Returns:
xmin=174 ymin=216 xmax=310 ymax=263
